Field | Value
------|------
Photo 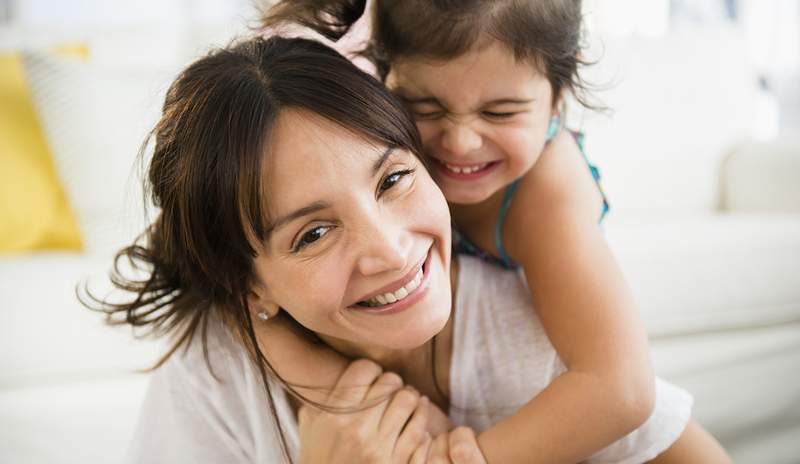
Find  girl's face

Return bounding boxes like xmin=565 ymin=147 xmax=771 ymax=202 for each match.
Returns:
xmin=388 ymin=41 xmax=557 ymax=205
xmin=251 ymin=109 xmax=452 ymax=352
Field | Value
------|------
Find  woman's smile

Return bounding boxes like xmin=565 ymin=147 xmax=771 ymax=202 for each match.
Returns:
xmin=351 ymin=243 xmax=434 ymax=315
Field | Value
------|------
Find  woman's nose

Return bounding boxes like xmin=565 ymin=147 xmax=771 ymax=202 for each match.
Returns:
xmin=440 ymin=120 xmax=482 ymax=156
xmin=355 ymin=219 xmax=411 ymax=276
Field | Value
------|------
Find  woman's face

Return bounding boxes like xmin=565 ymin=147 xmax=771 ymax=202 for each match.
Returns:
xmin=251 ymin=109 xmax=452 ymax=352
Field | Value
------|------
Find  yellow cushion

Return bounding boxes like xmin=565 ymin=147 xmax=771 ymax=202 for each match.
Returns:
xmin=0 ymin=53 xmax=82 ymax=253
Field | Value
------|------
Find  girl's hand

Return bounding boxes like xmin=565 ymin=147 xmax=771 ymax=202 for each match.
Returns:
xmin=297 ymin=359 xmax=430 ymax=464
xmin=411 ymin=427 xmax=487 ymax=464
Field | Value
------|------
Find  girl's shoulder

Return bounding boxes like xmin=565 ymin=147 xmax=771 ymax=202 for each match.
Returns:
xmin=503 ymin=130 xmax=606 ymax=259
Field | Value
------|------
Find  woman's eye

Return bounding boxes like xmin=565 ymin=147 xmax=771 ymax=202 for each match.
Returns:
xmin=293 ymin=226 xmax=330 ymax=252
xmin=482 ymin=111 xmax=517 ymax=120
xmin=379 ymin=169 xmax=415 ymax=193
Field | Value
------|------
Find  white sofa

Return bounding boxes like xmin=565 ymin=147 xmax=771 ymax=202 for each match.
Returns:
xmin=2 ymin=26 xmax=799 ymax=463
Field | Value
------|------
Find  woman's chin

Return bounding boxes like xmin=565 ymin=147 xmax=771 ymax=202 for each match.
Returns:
xmin=378 ymin=295 xmax=452 ymax=350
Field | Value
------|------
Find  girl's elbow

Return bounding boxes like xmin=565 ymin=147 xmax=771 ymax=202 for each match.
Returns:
xmin=619 ymin=375 xmax=657 ymax=430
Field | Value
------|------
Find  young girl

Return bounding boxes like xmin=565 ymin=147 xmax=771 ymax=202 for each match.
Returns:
xmin=258 ymin=1 xmax=728 ymax=462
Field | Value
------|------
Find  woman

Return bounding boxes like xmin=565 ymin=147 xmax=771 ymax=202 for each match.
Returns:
xmin=88 ymin=36 xmax=728 ymax=463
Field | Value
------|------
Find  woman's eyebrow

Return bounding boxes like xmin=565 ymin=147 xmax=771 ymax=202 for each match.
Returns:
xmin=372 ymin=146 xmax=397 ymax=176
xmin=266 ymin=147 xmax=396 ymax=236
xmin=267 ymin=201 xmax=330 ymax=235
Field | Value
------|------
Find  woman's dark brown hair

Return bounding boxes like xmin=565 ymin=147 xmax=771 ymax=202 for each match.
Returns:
xmin=81 ymin=35 xmax=423 ymax=462
xmin=263 ymin=0 xmax=597 ymax=109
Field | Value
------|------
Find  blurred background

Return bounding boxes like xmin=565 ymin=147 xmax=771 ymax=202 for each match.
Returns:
xmin=1 ymin=0 xmax=799 ymax=462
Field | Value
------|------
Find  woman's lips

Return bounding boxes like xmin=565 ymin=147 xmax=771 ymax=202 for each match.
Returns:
xmin=351 ymin=246 xmax=433 ymax=316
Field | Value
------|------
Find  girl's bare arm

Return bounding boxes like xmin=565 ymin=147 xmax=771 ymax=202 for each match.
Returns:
xmin=477 ymin=131 xmax=656 ymax=463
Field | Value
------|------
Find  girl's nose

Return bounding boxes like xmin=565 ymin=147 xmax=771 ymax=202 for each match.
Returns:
xmin=440 ymin=121 xmax=482 ymax=156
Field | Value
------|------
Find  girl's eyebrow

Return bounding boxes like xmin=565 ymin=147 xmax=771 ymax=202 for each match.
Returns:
xmin=398 ymin=95 xmax=443 ymax=106
xmin=483 ymin=97 xmax=535 ymax=105
xmin=398 ymin=93 xmax=533 ymax=109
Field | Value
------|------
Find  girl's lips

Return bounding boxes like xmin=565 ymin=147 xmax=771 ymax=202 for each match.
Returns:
xmin=351 ymin=246 xmax=433 ymax=316
xmin=435 ymin=159 xmax=500 ymax=180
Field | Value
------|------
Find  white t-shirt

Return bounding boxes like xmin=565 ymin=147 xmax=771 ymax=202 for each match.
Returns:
xmin=128 ymin=255 xmax=691 ymax=463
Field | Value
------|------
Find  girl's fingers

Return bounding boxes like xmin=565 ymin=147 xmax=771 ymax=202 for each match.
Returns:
xmin=358 ymin=371 xmax=405 ymax=427
xmin=448 ymin=427 xmax=486 ymax=464
xmin=427 ymin=433 xmax=451 ymax=464
xmin=377 ymin=386 xmax=421 ymax=437
xmin=389 ymin=395 xmax=429 ymax=460
xmin=409 ymin=432 xmax=432 ymax=464
xmin=325 ymin=358 xmax=384 ymax=408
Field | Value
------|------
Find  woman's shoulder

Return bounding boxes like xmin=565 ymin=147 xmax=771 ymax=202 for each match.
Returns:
xmin=164 ymin=313 xmax=250 ymax=379
xmin=130 ymin=313 xmax=297 ymax=463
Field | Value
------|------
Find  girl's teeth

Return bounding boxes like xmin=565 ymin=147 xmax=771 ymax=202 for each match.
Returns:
xmin=444 ymin=162 xmax=487 ymax=174
xmin=364 ymin=267 xmax=424 ymax=306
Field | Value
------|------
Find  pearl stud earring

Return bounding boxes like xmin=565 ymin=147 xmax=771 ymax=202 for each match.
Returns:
xmin=257 ymin=312 xmax=270 ymax=321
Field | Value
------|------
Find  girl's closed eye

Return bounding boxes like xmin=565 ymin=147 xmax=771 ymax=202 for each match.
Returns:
xmin=481 ymin=110 xmax=521 ymax=121
xmin=405 ymin=101 xmax=446 ymax=120
xmin=411 ymin=108 xmax=445 ymax=120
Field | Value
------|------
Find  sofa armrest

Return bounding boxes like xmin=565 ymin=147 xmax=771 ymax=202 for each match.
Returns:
xmin=721 ymin=138 xmax=800 ymax=213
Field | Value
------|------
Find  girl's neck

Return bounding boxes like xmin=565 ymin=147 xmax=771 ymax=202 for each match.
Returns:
xmin=449 ymin=185 xmax=506 ymax=228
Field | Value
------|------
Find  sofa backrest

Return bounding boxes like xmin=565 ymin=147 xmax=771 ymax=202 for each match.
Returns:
xmin=577 ymin=25 xmax=759 ymax=218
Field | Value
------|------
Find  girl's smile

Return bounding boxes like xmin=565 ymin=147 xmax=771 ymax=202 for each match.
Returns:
xmin=388 ymin=41 xmax=558 ymax=205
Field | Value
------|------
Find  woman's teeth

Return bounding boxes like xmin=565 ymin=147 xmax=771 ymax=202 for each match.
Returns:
xmin=361 ymin=267 xmax=424 ymax=307
xmin=444 ymin=162 xmax=488 ymax=174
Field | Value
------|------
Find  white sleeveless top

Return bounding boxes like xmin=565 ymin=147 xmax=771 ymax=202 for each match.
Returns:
xmin=127 ymin=255 xmax=691 ymax=463
xmin=450 ymin=255 xmax=692 ymax=463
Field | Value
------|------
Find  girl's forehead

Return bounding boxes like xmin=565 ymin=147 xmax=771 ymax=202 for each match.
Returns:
xmin=389 ymin=45 xmax=549 ymax=105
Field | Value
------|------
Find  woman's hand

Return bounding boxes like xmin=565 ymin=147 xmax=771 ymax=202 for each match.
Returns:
xmin=297 ymin=359 xmax=431 ymax=464
xmin=411 ymin=427 xmax=487 ymax=464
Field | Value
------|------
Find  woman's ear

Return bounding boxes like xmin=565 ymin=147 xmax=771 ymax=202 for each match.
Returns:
xmin=248 ymin=286 xmax=280 ymax=322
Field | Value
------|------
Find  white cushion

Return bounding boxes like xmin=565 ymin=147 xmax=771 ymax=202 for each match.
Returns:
xmin=0 ymin=252 xmax=163 ymax=387
xmin=606 ymin=213 xmax=800 ymax=336
xmin=578 ymin=25 xmax=758 ymax=216
xmin=0 ymin=375 xmax=148 ymax=464
xmin=22 ymin=52 xmax=173 ymax=254
xmin=722 ymin=138 xmax=800 ymax=213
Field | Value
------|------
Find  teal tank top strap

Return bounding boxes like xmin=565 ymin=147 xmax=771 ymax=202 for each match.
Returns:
xmin=572 ymin=130 xmax=610 ymax=222
xmin=494 ymin=179 xmax=522 ymax=268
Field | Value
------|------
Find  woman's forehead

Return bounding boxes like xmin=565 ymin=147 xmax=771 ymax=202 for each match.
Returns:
xmin=263 ymin=110 xmax=393 ymax=212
